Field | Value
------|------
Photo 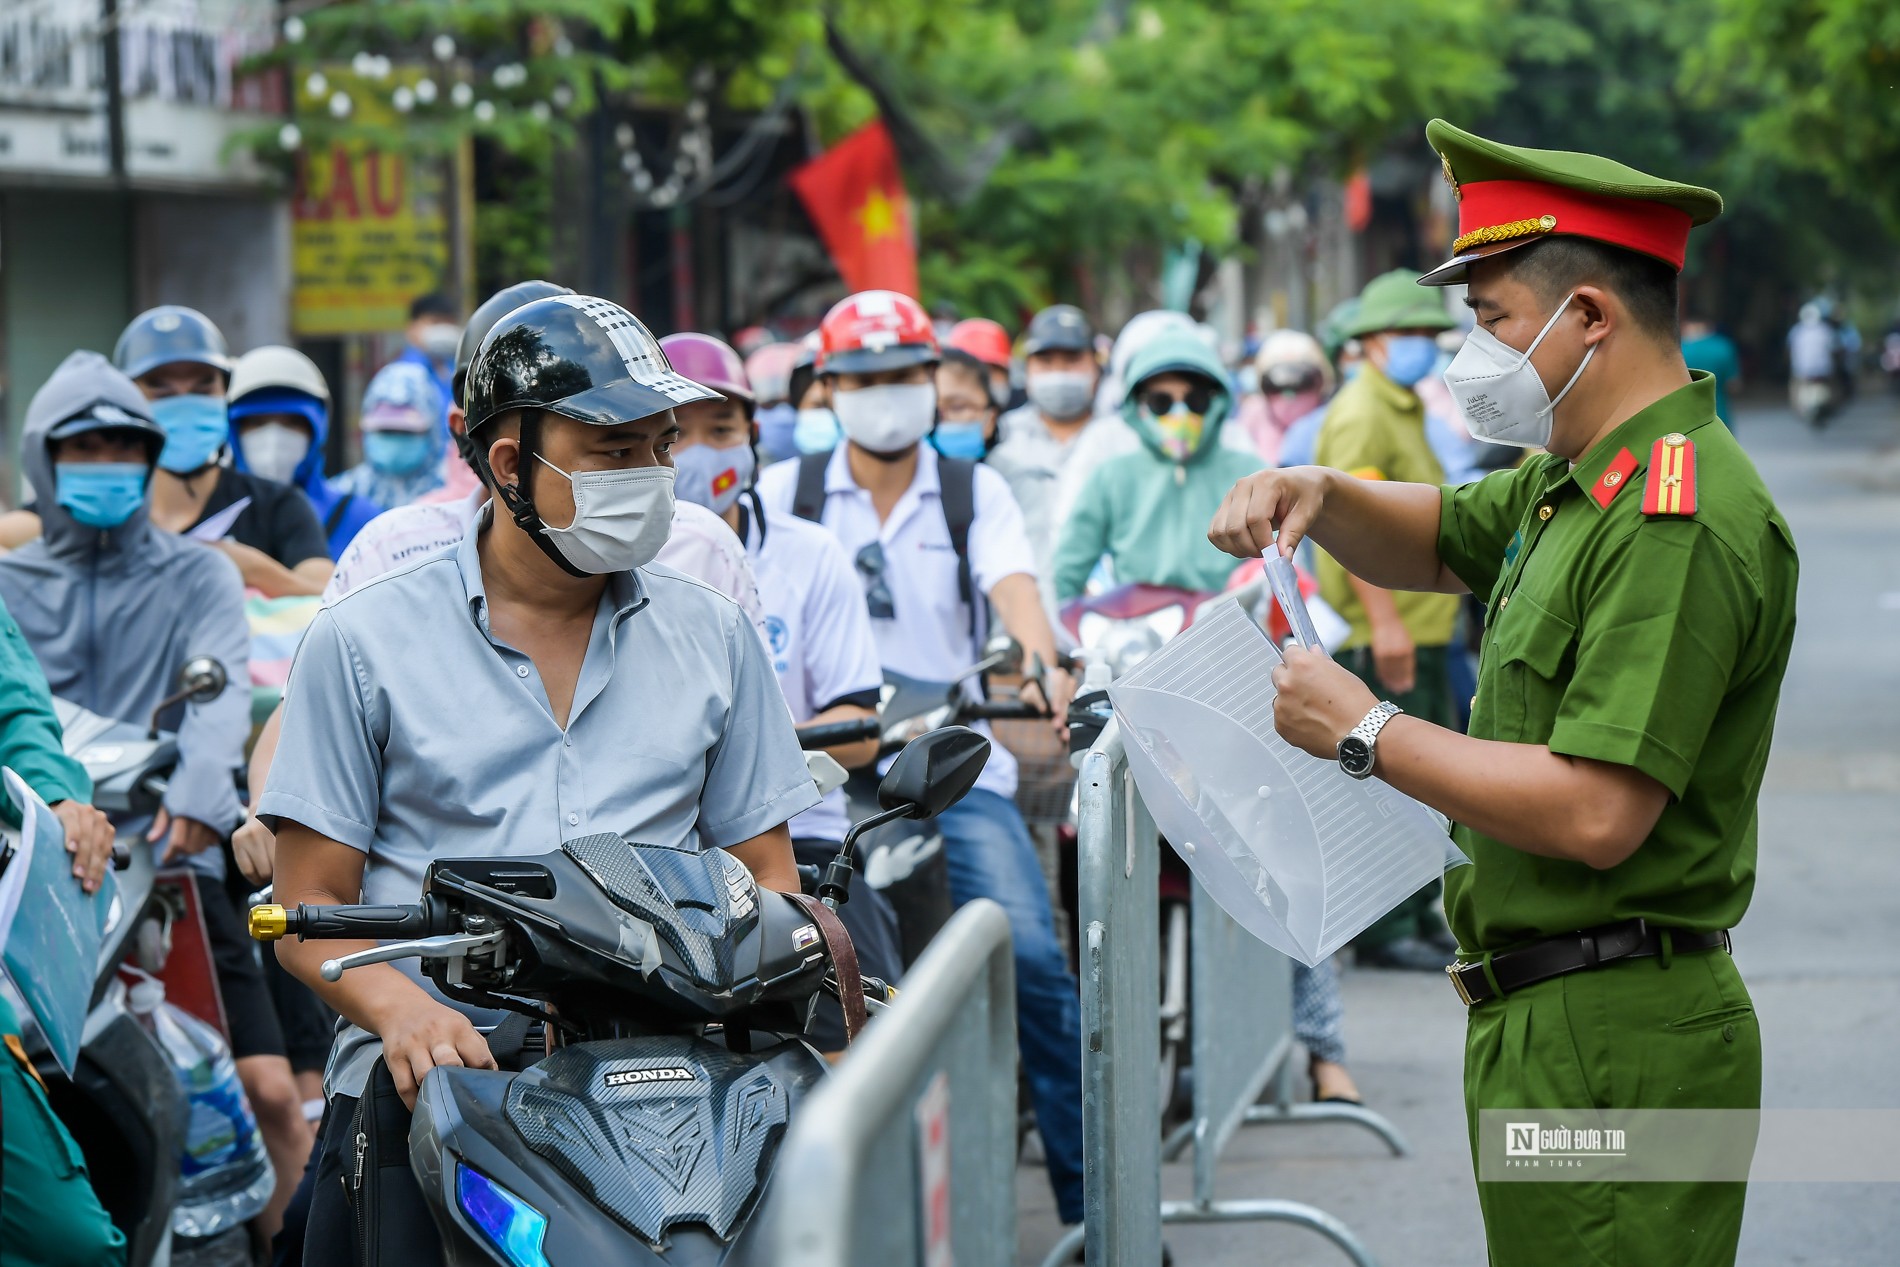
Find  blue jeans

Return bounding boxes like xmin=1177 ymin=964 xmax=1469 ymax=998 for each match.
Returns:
xmin=936 ymin=788 xmax=1085 ymax=1223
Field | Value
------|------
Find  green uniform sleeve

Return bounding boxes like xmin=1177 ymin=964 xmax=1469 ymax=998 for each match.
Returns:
xmin=1052 ymin=467 xmax=1115 ymax=601
xmin=1547 ymin=520 xmax=1754 ymax=798
xmin=1437 ymin=464 xmax=1537 ymax=601
xmin=0 ymin=603 xmax=89 ymax=827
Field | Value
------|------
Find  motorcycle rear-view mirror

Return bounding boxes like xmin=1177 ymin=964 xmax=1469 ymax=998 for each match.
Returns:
xmin=149 ymin=656 xmax=230 ymax=738
xmin=877 ymin=725 xmax=991 ymax=820
xmin=179 ymin=657 xmax=228 ymax=704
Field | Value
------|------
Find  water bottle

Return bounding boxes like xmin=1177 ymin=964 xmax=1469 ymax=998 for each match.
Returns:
xmin=126 ymin=975 xmax=275 ymax=1238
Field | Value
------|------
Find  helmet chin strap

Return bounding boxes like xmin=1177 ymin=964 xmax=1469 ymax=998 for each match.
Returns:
xmin=473 ymin=410 xmax=593 ymax=580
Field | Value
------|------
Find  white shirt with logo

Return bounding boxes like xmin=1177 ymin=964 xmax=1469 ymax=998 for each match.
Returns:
xmin=757 ymin=445 xmax=1037 ymax=798
xmin=742 ymin=504 xmax=884 ymax=841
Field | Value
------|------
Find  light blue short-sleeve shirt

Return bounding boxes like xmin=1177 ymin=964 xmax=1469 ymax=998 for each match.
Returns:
xmin=259 ymin=508 xmax=818 ymax=1095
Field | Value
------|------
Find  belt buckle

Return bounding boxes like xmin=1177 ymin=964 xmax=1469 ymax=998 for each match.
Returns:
xmin=1447 ymin=961 xmax=1477 ymax=1006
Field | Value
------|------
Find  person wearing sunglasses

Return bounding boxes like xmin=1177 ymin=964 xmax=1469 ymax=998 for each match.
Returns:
xmin=1050 ymin=326 xmax=1265 ymax=603
xmin=1309 ymin=269 xmax=1465 ymax=972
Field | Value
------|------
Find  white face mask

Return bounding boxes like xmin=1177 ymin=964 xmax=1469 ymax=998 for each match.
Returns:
xmin=533 ymin=457 xmax=675 ymax=574
xmin=833 ymin=383 xmax=936 ymax=454
xmin=1443 ymin=293 xmax=1595 ymax=449
xmin=239 ymin=422 xmax=311 ymax=484
xmin=1025 ymin=369 xmax=1095 ymax=421
xmin=418 ymin=322 xmax=462 ymax=364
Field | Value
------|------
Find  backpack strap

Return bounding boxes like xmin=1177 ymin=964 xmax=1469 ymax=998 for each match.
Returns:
xmin=323 ymin=491 xmax=354 ymax=538
xmin=937 ymin=457 xmax=979 ymax=640
xmin=792 ymin=450 xmax=832 ymax=524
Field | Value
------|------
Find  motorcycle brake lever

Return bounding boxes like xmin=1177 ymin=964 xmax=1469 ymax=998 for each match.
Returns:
xmin=319 ymin=929 xmax=505 ymax=983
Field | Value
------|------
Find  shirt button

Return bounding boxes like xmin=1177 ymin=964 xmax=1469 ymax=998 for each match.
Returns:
xmin=515 ymin=664 xmax=530 ymax=678
xmin=1499 ymin=595 xmax=1510 ymax=609
xmin=1538 ymin=505 xmax=1553 ymax=521
xmin=567 ymin=812 xmax=579 ymax=826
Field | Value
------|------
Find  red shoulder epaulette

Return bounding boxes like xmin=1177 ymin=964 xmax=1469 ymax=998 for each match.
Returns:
xmin=1641 ymin=432 xmax=1697 ymax=517
xmin=1589 ymin=448 xmax=1639 ymax=509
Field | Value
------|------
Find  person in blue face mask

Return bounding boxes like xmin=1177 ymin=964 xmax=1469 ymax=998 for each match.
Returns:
xmin=329 ymin=360 xmax=448 ymax=510
xmin=109 ymin=306 xmax=335 ymax=599
xmin=1309 ymin=268 xmax=1463 ymax=972
xmin=930 ymin=349 xmax=1000 ymax=462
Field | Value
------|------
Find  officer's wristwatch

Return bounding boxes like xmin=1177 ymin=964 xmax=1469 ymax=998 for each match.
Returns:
xmin=1336 ymin=701 xmax=1402 ymax=780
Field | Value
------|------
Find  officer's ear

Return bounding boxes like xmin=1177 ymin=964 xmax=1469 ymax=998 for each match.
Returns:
xmin=1572 ymin=286 xmax=1615 ymax=349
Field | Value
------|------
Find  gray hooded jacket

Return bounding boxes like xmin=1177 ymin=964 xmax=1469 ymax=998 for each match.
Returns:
xmin=0 ymin=351 xmax=250 ymax=840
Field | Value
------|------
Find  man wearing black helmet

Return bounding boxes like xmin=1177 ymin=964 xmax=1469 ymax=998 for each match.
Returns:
xmin=260 ymin=296 xmax=816 ymax=1265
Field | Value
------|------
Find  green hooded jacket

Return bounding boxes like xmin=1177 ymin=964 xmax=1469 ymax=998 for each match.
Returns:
xmin=1052 ymin=329 xmax=1263 ymax=600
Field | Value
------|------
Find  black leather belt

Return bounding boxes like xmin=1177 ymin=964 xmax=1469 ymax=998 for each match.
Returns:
xmin=1448 ymin=917 xmax=1731 ymax=1007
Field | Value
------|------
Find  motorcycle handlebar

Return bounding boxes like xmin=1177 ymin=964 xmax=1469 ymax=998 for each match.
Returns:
xmin=797 ymin=717 xmax=883 ymax=750
xmin=249 ymin=900 xmax=448 ymax=943
xmin=961 ymin=700 xmax=1052 ymax=721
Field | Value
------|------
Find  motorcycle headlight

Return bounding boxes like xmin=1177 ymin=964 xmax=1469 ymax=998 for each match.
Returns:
xmin=1106 ymin=624 xmax=1165 ymax=677
xmin=457 ymin=1163 xmax=552 ymax=1267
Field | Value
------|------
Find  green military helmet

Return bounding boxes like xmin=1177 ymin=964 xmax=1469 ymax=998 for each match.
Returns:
xmin=1343 ymin=270 xmax=1457 ymax=338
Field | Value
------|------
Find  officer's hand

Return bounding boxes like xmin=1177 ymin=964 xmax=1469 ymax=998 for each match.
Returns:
xmin=148 ymin=808 xmax=220 ymax=864
xmin=1370 ymin=620 xmax=1417 ymax=696
xmin=231 ymin=815 xmax=276 ymax=887
xmin=380 ymin=1001 xmax=499 ymax=1110
xmin=1208 ymin=467 xmax=1331 ymax=560
xmin=51 ymin=800 xmax=115 ymax=894
xmin=1270 ymin=647 xmax=1378 ymax=760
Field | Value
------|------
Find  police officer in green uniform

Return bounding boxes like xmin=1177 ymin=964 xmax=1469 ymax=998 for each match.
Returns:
xmin=1208 ymin=120 xmax=1798 ymax=1266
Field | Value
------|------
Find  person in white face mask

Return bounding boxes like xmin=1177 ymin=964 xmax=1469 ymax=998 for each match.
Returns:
xmin=754 ymin=289 xmax=1089 ymax=1226
xmin=259 ymin=294 xmax=819 ymax=1263
xmin=989 ymin=304 xmax=1107 ymax=603
xmin=1209 ymin=120 xmax=1798 ymax=1267
xmin=226 ymin=345 xmax=386 ymax=558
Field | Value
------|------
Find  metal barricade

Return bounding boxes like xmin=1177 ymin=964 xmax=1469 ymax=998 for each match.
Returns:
xmin=770 ymin=898 xmax=1018 ymax=1266
xmin=1153 ymin=877 xmax=1407 ymax=1261
xmin=1041 ymin=721 xmax=1406 ymax=1267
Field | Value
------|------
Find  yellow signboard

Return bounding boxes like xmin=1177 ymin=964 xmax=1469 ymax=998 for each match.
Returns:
xmin=291 ymin=68 xmax=464 ymax=336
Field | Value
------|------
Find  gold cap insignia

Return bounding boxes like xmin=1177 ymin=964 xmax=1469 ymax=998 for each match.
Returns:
xmin=1441 ymin=153 xmax=1460 ymax=202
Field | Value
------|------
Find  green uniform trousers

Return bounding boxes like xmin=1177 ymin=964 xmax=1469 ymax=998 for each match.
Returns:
xmin=1 ymin=1033 xmax=127 ymax=1267
xmin=1464 ymin=946 xmax=1758 ymax=1266
xmin=1345 ymin=643 xmax=1453 ymax=947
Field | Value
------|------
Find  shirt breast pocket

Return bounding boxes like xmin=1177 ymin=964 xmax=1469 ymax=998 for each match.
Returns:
xmin=1480 ymin=592 xmax=1576 ymax=743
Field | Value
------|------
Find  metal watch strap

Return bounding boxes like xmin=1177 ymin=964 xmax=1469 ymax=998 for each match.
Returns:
xmin=1349 ymin=701 xmax=1401 ymax=747
xmin=1341 ymin=700 xmax=1402 ymax=777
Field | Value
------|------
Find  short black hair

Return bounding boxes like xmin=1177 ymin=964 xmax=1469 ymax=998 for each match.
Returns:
xmin=409 ymin=291 xmax=456 ymax=322
xmin=1501 ymin=238 xmax=1679 ymax=342
xmin=937 ymin=348 xmax=994 ymax=398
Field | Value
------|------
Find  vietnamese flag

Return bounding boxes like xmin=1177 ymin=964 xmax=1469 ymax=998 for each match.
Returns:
xmin=790 ymin=120 xmax=920 ymax=299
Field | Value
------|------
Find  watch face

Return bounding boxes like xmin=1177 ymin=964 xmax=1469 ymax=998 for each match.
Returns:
xmin=1338 ymin=736 xmax=1373 ymax=776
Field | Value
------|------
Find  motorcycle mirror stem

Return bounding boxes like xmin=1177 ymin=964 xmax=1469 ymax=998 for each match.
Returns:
xmin=147 ymin=655 xmax=229 ymax=738
xmin=817 ymin=803 xmax=915 ymax=910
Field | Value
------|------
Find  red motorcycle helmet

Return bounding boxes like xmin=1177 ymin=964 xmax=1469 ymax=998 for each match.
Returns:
xmin=947 ymin=318 xmax=1012 ymax=369
xmin=817 ymin=290 xmax=939 ymax=376
xmin=659 ymin=332 xmax=754 ymax=414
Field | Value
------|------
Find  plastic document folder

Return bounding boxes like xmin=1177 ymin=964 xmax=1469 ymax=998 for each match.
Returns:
xmin=1109 ymin=600 xmax=1465 ymax=967
xmin=0 ymin=768 xmax=121 ymax=1076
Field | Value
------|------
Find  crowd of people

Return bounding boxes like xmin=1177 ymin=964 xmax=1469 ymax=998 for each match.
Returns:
xmin=0 ymin=266 xmax=1506 ymax=1262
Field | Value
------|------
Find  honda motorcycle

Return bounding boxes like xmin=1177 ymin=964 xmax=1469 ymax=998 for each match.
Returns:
xmin=249 ymin=727 xmax=990 ymax=1266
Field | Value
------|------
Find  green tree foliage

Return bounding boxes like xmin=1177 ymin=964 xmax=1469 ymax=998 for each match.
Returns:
xmin=1695 ymin=0 xmax=1900 ymax=231
xmin=1478 ymin=0 xmax=1900 ymax=360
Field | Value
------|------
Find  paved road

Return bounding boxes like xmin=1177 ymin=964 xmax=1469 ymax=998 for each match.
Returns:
xmin=1015 ymin=393 xmax=1900 ymax=1265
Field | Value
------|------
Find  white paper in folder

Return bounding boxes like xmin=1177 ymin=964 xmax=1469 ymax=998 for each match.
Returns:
xmin=1108 ymin=599 xmax=1467 ymax=966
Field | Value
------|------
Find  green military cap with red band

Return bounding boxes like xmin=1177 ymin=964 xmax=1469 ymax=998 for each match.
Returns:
xmin=1418 ymin=119 xmax=1725 ymax=287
